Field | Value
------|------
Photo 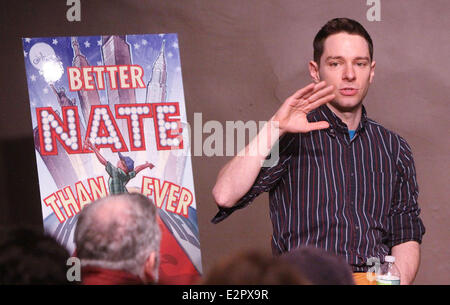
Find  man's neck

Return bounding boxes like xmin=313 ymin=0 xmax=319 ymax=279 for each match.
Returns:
xmin=326 ymin=103 xmax=362 ymax=130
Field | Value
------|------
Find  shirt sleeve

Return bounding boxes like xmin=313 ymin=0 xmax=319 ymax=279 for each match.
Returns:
xmin=105 ymin=161 xmax=114 ymax=176
xmin=211 ymin=133 xmax=298 ymax=224
xmin=387 ymin=136 xmax=426 ymax=248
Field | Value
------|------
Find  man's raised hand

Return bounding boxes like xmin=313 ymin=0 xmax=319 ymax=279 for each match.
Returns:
xmin=271 ymin=81 xmax=335 ymax=135
xmin=84 ymin=138 xmax=93 ymax=150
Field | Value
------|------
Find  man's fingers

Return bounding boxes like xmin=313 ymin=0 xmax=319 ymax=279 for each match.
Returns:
xmin=306 ymin=121 xmax=330 ymax=131
xmin=292 ymin=82 xmax=331 ymax=108
xmin=302 ymin=81 xmax=327 ymax=100
xmin=292 ymin=81 xmax=327 ymax=100
xmin=305 ymin=84 xmax=334 ymax=104
xmin=290 ymin=87 xmax=335 ymax=112
xmin=307 ymin=93 xmax=336 ymax=110
xmin=291 ymin=83 xmax=316 ymax=100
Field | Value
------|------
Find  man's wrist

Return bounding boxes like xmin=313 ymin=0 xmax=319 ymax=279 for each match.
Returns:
xmin=268 ymin=117 xmax=285 ymax=138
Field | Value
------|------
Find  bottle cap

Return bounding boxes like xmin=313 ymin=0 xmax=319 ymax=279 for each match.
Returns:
xmin=385 ymin=255 xmax=395 ymax=263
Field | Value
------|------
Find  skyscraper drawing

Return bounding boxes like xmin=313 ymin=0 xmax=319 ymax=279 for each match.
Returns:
xmin=101 ymin=35 xmax=137 ymax=106
xmin=33 ymin=125 xmax=78 ymax=190
xmin=101 ymin=35 xmax=137 ymax=145
xmin=71 ymin=37 xmax=101 ymax=126
xmin=146 ymin=40 xmax=167 ymax=104
xmin=144 ymin=40 xmax=187 ymax=186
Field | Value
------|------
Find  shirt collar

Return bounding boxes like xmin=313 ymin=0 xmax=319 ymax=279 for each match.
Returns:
xmin=314 ymin=104 xmax=368 ymax=136
xmin=81 ymin=265 xmax=146 ymax=285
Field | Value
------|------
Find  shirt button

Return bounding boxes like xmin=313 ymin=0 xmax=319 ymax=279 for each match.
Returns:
xmin=350 ymin=173 xmax=354 ymax=177
xmin=355 ymin=226 xmax=360 ymax=230
xmin=329 ymin=129 xmax=336 ymax=138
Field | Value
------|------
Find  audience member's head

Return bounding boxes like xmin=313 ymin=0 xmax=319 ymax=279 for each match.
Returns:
xmin=74 ymin=193 xmax=161 ymax=284
xmin=0 ymin=226 xmax=70 ymax=284
xmin=280 ymin=246 xmax=355 ymax=285
xmin=201 ymin=248 xmax=310 ymax=285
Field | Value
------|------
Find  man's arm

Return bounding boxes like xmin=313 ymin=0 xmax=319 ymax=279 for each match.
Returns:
xmin=391 ymin=241 xmax=420 ymax=285
xmin=388 ymin=136 xmax=425 ymax=285
xmin=212 ymin=81 xmax=335 ymax=208
xmin=212 ymin=119 xmax=281 ymax=207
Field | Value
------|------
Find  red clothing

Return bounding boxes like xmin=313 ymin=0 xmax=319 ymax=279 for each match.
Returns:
xmin=81 ymin=266 xmax=144 ymax=285
xmin=157 ymin=217 xmax=201 ymax=285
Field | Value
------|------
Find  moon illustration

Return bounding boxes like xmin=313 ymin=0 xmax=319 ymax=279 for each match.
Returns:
xmin=29 ymin=42 xmax=64 ymax=83
xmin=29 ymin=42 xmax=56 ymax=71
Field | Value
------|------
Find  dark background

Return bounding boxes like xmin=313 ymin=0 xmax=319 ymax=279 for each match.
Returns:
xmin=0 ymin=0 xmax=448 ymax=284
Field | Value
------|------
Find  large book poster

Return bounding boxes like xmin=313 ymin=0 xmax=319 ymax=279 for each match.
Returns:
xmin=22 ymin=34 xmax=201 ymax=284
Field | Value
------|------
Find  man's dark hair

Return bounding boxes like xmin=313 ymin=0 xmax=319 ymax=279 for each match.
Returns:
xmin=313 ymin=18 xmax=373 ymax=65
xmin=0 ymin=226 xmax=71 ymax=284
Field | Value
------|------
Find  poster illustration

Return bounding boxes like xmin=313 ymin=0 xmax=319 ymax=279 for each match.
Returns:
xmin=22 ymin=34 xmax=201 ymax=284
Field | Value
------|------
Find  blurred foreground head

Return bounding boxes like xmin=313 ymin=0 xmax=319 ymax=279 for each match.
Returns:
xmin=74 ymin=193 xmax=161 ymax=284
xmin=201 ymin=248 xmax=310 ymax=285
xmin=0 ymin=226 xmax=70 ymax=284
xmin=281 ymin=246 xmax=355 ymax=285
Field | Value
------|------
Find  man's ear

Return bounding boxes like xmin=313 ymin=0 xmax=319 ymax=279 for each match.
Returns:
xmin=309 ymin=60 xmax=321 ymax=83
xmin=144 ymin=252 xmax=157 ymax=283
xmin=369 ymin=60 xmax=376 ymax=83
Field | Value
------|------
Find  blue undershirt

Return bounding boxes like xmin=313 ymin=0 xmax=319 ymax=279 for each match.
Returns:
xmin=349 ymin=130 xmax=356 ymax=140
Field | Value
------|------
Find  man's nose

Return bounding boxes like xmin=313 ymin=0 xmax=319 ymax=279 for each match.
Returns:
xmin=342 ymin=63 xmax=356 ymax=81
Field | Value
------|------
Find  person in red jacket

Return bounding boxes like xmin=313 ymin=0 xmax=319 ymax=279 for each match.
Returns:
xmin=74 ymin=193 xmax=161 ymax=285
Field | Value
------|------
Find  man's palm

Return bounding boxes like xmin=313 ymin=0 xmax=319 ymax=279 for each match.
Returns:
xmin=273 ymin=81 xmax=335 ymax=134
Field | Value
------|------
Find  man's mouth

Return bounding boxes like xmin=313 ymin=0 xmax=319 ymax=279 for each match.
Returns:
xmin=339 ymin=88 xmax=359 ymax=96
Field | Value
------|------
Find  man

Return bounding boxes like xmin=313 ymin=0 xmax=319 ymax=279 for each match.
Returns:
xmin=212 ymin=18 xmax=425 ymax=285
xmin=74 ymin=193 xmax=161 ymax=284
xmin=85 ymin=139 xmax=155 ymax=195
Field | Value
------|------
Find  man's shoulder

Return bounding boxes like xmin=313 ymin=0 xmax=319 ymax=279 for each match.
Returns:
xmin=365 ymin=117 xmax=405 ymax=141
xmin=365 ymin=117 xmax=413 ymax=155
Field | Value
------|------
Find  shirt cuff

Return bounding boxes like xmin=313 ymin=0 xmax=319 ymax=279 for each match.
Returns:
xmin=211 ymin=207 xmax=234 ymax=224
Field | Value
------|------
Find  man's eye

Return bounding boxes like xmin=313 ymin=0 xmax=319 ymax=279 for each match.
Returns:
xmin=329 ymin=62 xmax=339 ymax=67
xmin=356 ymin=62 xmax=367 ymax=67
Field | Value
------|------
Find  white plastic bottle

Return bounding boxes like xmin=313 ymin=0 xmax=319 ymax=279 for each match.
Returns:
xmin=376 ymin=255 xmax=401 ymax=285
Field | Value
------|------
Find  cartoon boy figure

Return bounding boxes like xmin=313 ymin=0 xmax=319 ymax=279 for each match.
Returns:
xmin=85 ymin=139 xmax=155 ymax=195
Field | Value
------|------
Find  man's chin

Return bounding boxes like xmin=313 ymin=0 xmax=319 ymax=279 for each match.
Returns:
xmin=328 ymin=98 xmax=363 ymax=113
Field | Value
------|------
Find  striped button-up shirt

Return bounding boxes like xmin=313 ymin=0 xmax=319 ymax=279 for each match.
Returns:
xmin=212 ymin=104 xmax=425 ymax=272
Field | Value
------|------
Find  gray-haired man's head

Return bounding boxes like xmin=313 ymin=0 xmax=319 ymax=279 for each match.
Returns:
xmin=74 ymin=193 xmax=161 ymax=283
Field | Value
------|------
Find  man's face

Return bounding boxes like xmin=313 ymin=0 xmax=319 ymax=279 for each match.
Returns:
xmin=117 ymin=160 xmax=128 ymax=173
xmin=311 ymin=32 xmax=375 ymax=112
